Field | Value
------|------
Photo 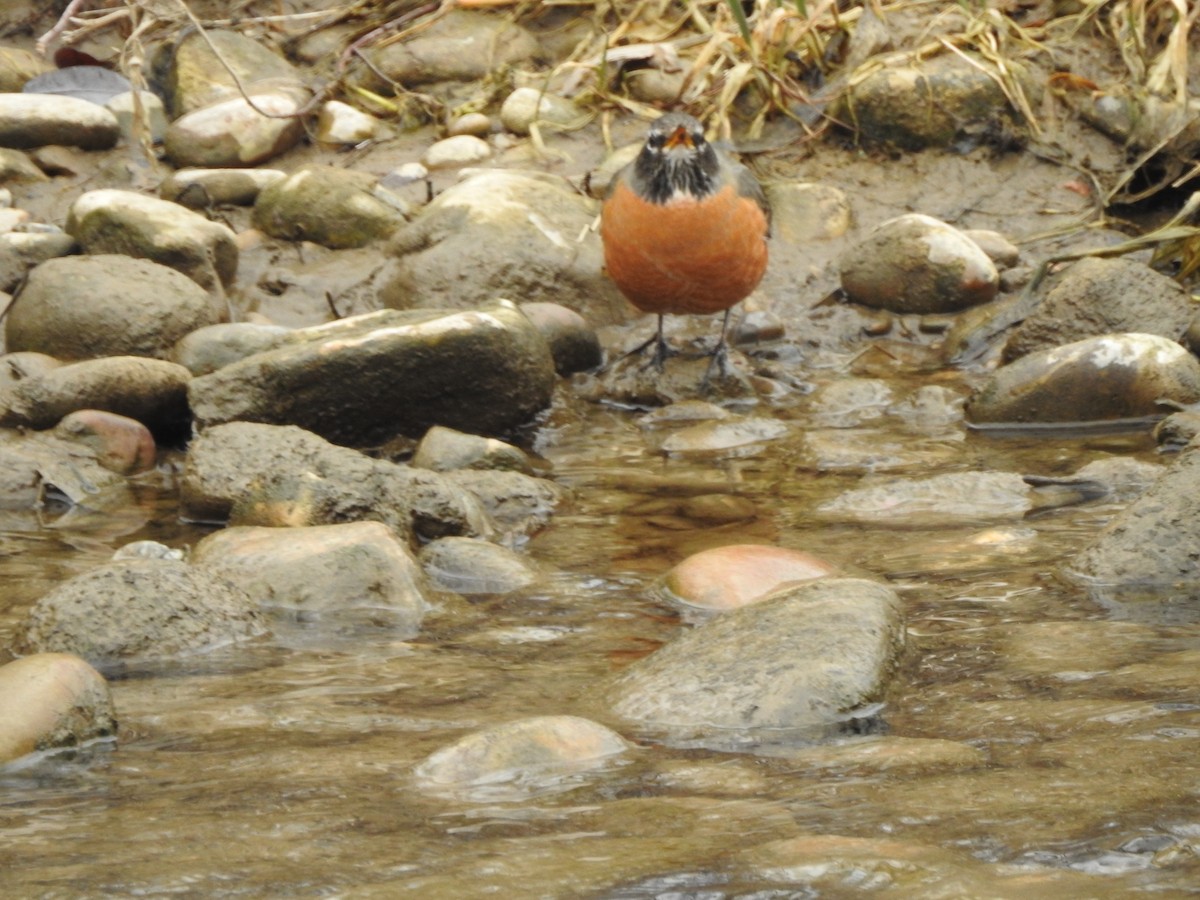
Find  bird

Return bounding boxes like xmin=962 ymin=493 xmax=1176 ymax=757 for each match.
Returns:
xmin=600 ymin=112 xmax=771 ymax=374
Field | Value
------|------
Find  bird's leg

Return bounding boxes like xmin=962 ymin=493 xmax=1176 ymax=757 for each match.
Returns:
xmin=647 ymin=314 xmax=671 ymax=370
xmin=701 ymin=308 xmax=733 ymax=386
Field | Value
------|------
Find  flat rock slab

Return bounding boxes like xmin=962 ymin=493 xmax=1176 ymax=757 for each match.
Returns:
xmin=606 ymin=577 xmax=906 ymax=745
xmin=188 ymin=301 xmax=555 ymax=446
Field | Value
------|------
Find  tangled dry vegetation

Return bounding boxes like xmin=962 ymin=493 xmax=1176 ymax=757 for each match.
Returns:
xmin=28 ymin=0 xmax=1200 ymax=280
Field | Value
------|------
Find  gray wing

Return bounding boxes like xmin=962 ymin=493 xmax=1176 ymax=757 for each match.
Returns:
xmin=733 ymin=161 xmax=772 ymax=238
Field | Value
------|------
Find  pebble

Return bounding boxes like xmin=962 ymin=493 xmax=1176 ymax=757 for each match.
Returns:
xmin=499 ymin=86 xmax=583 ymax=135
xmin=447 ymin=112 xmax=492 ymax=137
xmin=315 ymin=99 xmax=391 ymax=146
xmin=421 ymin=134 xmax=491 ymax=169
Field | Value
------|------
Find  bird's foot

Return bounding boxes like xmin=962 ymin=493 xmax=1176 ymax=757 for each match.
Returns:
xmin=612 ymin=332 xmax=673 ymax=372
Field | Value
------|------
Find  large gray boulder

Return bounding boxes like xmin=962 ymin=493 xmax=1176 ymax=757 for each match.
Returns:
xmin=607 ymin=578 xmax=906 ymax=745
xmin=188 ymin=301 xmax=556 ymax=446
xmin=1003 ymin=257 xmax=1194 ymax=362
xmin=375 ymin=171 xmax=628 ymax=325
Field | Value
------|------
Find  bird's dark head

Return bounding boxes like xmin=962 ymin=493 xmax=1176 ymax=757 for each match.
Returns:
xmin=632 ymin=113 xmax=720 ymax=204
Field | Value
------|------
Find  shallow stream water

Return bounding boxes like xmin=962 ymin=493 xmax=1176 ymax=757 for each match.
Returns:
xmin=4 ymin=353 xmax=1200 ymax=896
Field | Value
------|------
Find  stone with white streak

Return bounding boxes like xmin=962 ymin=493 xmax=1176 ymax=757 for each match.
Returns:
xmin=967 ymin=333 xmax=1200 ymax=425
xmin=840 ymin=213 xmax=999 ymax=314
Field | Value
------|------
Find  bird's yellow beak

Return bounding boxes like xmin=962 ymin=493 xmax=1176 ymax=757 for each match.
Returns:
xmin=664 ymin=125 xmax=694 ymax=150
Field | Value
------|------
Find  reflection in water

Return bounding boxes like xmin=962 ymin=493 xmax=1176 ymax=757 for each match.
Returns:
xmin=3 ymin=388 xmax=1200 ymax=896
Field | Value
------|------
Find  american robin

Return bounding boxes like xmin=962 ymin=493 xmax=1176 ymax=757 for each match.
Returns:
xmin=600 ymin=112 xmax=771 ymax=371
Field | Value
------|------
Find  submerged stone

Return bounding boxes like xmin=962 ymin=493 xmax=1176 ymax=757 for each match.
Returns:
xmin=607 ymin=577 xmax=905 ymax=743
xmin=414 ymin=715 xmax=630 ymax=789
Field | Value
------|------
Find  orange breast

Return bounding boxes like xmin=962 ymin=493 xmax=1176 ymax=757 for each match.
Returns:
xmin=601 ymin=181 xmax=769 ymax=316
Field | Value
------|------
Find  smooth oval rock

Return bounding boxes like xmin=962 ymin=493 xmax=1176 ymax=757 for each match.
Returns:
xmin=53 ymin=409 xmax=156 ymax=475
xmin=840 ymin=213 xmax=999 ymax=314
xmin=838 ymin=54 xmax=1029 ymax=150
xmin=315 ymin=99 xmax=391 ymax=147
xmin=191 ymin=521 xmax=430 ymax=632
xmin=0 ymin=356 xmax=191 ymax=441
xmin=253 ymin=166 xmax=406 ymax=249
xmin=419 ymin=535 xmax=539 ymax=595
xmin=412 ymin=425 xmax=535 ymax=474
xmin=66 ymin=190 xmax=238 ymax=292
xmin=9 ymin=559 xmax=267 ymax=666
xmin=966 ymin=333 xmax=1200 ymax=426
xmin=164 ymin=93 xmax=308 ymax=169
xmin=519 ymin=301 xmax=602 ymax=375
xmin=414 ymin=715 xmax=630 ymax=786
xmin=159 ymin=167 xmax=286 ymax=208
xmin=0 ymin=93 xmax=119 ymax=150
xmin=6 ymin=254 xmax=225 ymax=360
xmin=664 ymin=544 xmax=839 ymax=610
xmin=161 ymin=27 xmax=308 ymax=116
xmin=422 ymin=134 xmax=491 ymax=169
xmin=499 ymin=87 xmax=583 ymax=135
xmin=607 ymin=577 xmax=906 ymax=742
xmin=765 ymin=182 xmax=852 ymax=244
xmin=0 ymin=653 xmax=116 ymax=764
xmin=360 ymin=10 xmax=538 ymax=88
xmin=170 ymin=321 xmax=292 ymax=376
xmin=188 ymin=302 xmax=556 ymax=447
